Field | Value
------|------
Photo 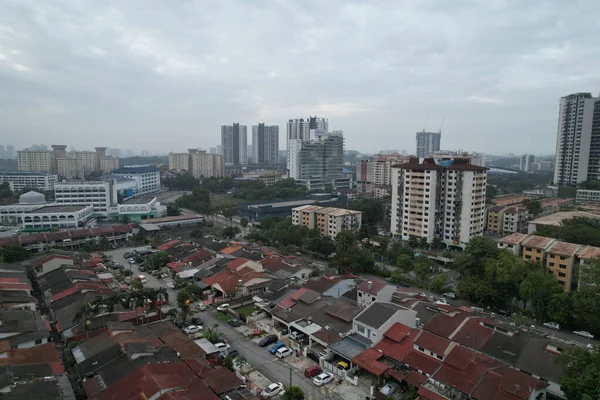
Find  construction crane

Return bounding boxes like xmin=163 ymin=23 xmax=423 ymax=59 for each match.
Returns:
xmin=439 ymin=117 xmax=445 ymax=133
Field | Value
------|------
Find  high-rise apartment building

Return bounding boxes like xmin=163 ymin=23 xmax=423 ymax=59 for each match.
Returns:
xmin=520 ymin=154 xmax=536 ymax=172
xmin=286 ymin=116 xmax=327 ymax=171
xmin=554 ymin=92 xmax=600 ymax=187
xmin=17 ymin=149 xmax=54 ymax=172
xmin=221 ymin=123 xmax=247 ymax=165
xmin=99 ymin=157 xmax=119 ymax=174
xmin=356 ymin=154 xmax=412 ymax=198
xmin=190 ymin=150 xmax=224 ymax=179
xmin=416 ymin=131 xmax=441 ymax=158
xmin=69 ymin=151 xmax=97 ymax=175
xmin=430 ymin=151 xmax=486 ymax=168
xmin=252 ymin=123 xmax=279 ymax=165
xmin=168 ymin=152 xmax=191 ymax=171
xmin=391 ymin=157 xmax=487 ymax=248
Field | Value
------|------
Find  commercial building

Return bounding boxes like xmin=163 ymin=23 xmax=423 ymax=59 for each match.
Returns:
xmin=0 ymin=191 xmax=50 ymax=225
xmin=415 ymin=130 xmax=441 ymax=158
xmin=252 ymin=123 xmax=279 ymax=165
xmin=117 ymin=196 xmax=166 ymax=221
xmin=17 ymin=149 xmax=53 ymax=172
xmin=21 ymin=205 xmax=95 ymax=230
xmin=356 ymin=154 xmax=411 ymax=197
xmin=292 ymin=205 xmax=362 ymax=238
xmin=554 ymin=92 xmax=600 ymax=186
xmin=54 ymin=180 xmax=118 ymax=218
xmin=241 ymin=170 xmax=282 ymax=186
xmin=168 ymin=152 xmax=190 ymax=171
xmin=286 ymin=116 xmax=328 ymax=172
xmin=520 ymin=154 xmax=536 ymax=172
xmin=112 ymin=165 xmax=161 ymax=196
xmin=2 ymin=171 xmax=57 ymax=192
xmin=391 ymin=157 xmax=487 ymax=248
xmin=221 ymin=123 xmax=247 ymax=165
xmin=237 ymin=194 xmax=345 ymax=222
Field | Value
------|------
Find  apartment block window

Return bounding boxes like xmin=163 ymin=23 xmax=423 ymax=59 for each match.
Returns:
xmin=549 ymin=262 xmax=554 ymax=267
xmin=558 ymin=272 xmax=566 ymax=278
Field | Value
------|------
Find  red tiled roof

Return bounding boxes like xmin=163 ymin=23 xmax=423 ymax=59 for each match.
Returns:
xmin=50 ymin=281 xmax=111 ymax=302
xmin=423 ymin=312 xmax=471 ymax=339
xmin=352 ymin=348 xmax=389 ymax=376
xmin=278 ymin=290 xmax=300 ymax=309
xmin=157 ymin=239 xmax=180 ymax=251
xmin=227 ymin=257 xmax=249 ymax=271
xmin=383 ymin=322 xmax=413 ymax=342
xmin=221 ymin=245 xmax=242 ymax=255
xmin=312 ymin=329 xmax=340 ymax=345
xmin=414 ymin=331 xmax=452 ymax=356
xmin=183 ymin=249 xmax=213 ymax=266
xmin=0 ymin=282 xmax=32 ymax=291
xmin=201 ymin=366 xmax=243 ymax=394
xmin=498 ymin=368 xmax=547 ymax=400
xmin=30 ymin=254 xmax=74 ymax=268
xmin=0 ymin=278 xmax=21 ymax=283
xmin=358 ymin=279 xmax=388 ymax=294
xmin=434 ymin=346 xmax=504 ymax=395
xmin=167 ymin=261 xmax=186 ymax=273
xmin=261 ymin=256 xmax=287 ymax=272
xmin=452 ymin=318 xmax=494 ymax=350
xmin=404 ymin=370 xmax=427 ymax=387
xmin=0 ymin=342 xmax=62 ymax=369
xmin=402 ymin=350 xmax=442 ymax=375
xmin=418 ymin=386 xmax=448 ymax=400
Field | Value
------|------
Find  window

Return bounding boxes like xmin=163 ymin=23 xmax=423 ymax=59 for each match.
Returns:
xmin=357 ymin=325 xmax=365 ymax=334
xmin=418 ymin=346 xmax=425 ymax=352
xmin=549 ymin=262 xmax=554 ymax=267
xmin=34 ymin=339 xmax=43 ymax=345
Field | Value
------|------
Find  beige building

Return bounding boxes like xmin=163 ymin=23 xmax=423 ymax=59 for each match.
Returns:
xmin=168 ymin=152 xmax=191 ymax=171
xmin=356 ymin=154 xmax=411 ymax=198
xmin=56 ymin=157 xmax=81 ymax=179
xmin=391 ymin=157 xmax=487 ymax=248
xmin=242 ymin=170 xmax=282 ymax=186
xmin=291 ymin=205 xmax=362 ymax=239
xmin=17 ymin=150 xmax=54 ymax=172
xmin=99 ymin=157 xmax=119 ymax=174
xmin=68 ymin=151 xmax=97 ymax=175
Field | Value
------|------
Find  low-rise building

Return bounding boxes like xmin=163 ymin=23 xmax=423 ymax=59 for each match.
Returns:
xmin=356 ymin=279 xmax=396 ymax=308
xmin=54 ymin=180 xmax=118 ymax=219
xmin=22 ymin=205 xmax=95 ymax=231
xmin=117 ymin=196 xmax=166 ymax=221
xmin=528 ymin=211 xmax=600 ymax=234
xmin=241 ymin=170 xmax=282 ymax=186
xmin=546 ymin=241 xmax=581 ymax=291
xmin=521 ymin=235 xmax=555 ymax=264
xmin=292 ymin=205 xmax=362 ymax=238
xmin=496 ymin=232 xmax=529 ymax=255
xmin=353 ymin=302 xmax=417 ymax=344
xmin=2 ymin=171 xmax=57 ymax=192
xmin=112 ymin=165 xmax=161 ymax=196
xmin=30 ymin=253 xmax=76 ymax=276
xmin=0 ymin=191 xmax=51 ymax=226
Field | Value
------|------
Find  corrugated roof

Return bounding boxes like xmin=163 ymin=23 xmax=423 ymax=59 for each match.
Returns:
xmin=521 ymin=235 xmax=555 ymax=249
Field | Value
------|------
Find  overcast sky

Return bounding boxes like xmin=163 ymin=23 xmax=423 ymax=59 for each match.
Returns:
xmin=1 ymin=0 xmax=599 ymax=155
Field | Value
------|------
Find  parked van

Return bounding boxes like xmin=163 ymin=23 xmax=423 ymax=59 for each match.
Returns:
xmin=290 ymin=331 xmax=306 ymax=340
xmin=137 ymin=275 xmax=148 ymax=284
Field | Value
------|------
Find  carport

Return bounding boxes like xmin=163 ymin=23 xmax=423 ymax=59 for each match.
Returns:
xmin=194 ymin=338 xmax=220 ymax=355
xmin=351 ymin=348 xmax=389 ymax=385
xmin=326 ymin=333 xmax=370 ymax=375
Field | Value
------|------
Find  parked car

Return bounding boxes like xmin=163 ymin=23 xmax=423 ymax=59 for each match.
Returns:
xmin=443 ymin=292 xmax=457 ymax=300
xmin=138 ymin=266 xmax=146 ymax=272
xmin=313 ymin=372 xmax=334 ymax=386
xmin=183 ymin=325 xmax=202 ymax=334
xmin=259 ymin=335 xmax=278 ymax=347
xmin=543 ymin=322 xmax=560 ymax=330
xmin=304 ymin=365 xmax=323 ymax=378
xmin=497 ymin=309 xmax=510 ymax=316
xmin=228 ymin=318 xmax=243 ymax=327
xmin=337 ymin=361 xmax=350 ymax=371
xmin=217 ymin=304 xmax=229 ymax=312
xmin=434 ymin=299 xmax=448 ymax=305
xmin=191 ymin=317 xmax=203 ymax=326
xmin=214 ymin=342 xmax=230 ymax=354
xmin=262 ymin=382 xmax=284 ymax=398
xmin=276 ymin=347 xmax=293 ymax=359
xmin=380 ymin=382 xmax=400 ymax=396
xmin=290 ymin=331 xmax=306 ymax=340
xmin=269 ymin=341 xmax=286 ymax=354
xmin=221 ymin=348 xmax=239 ymax=359
xmin=196 ymin=303 xmax=206 ymax=311
xmin=574 ymin=330 xmax=595 ymax=339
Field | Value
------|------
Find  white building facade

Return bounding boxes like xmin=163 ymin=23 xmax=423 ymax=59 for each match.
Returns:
xmin=22 ymin=205 xmax=94 ymax=230
xmin=17 ymin=150 xmax=54 ymax=173
xmin=391 ymin=157 xmax=487 ymax=248
xmin=54 ymin=180 xmax=118 ymax=218
xmin=286 ymin=116 xmax=327 ymax=173
xmin=2 ymin=172 xmax=57 ymax=192
xmin=112 ymin=165 xmax=161 ymax=196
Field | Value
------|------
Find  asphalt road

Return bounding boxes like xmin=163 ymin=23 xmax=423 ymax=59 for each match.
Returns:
xmin=105 ymin=247 xmax=342 ymax=400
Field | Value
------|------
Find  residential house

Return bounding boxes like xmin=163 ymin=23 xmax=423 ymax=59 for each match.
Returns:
xmin=201 ymin=266 xmax=272 ymax=299
xmin=521 ymin=235 xmax=555 ymax=264
xmin=0 ymin=310 xmax=50 ymax=348
xmin=356 ymin=279 xmax=396 ymax=308
xmin=497 ymin=232 xmax=529 ymax=255
xmin=353 ymin=302 xmax=417 ymax=344
xmin=546 ymin=241 xmax=582 ymax=291
xmin=30 ymin=253 xmax=76 ymax=276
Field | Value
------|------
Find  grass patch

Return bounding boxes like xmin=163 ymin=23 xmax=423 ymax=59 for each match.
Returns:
xmin=215 ymin=312 xmax=230 ymax=322
xmin=234 ymin=304 xmax=256 ymax=317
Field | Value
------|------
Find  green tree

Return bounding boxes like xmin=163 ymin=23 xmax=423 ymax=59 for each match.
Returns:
xmin=431 ymin=237 xmax=444 ymax=250
xmin=547 ymin=293 xmax=573 ymax=326
xmin=557 ymin=346 xmax=600 ymax=400
xmin=98 ymin=236 xmax=110 ymax=251
xmin=519 ymin=269 xmax=562 ymax=320
xmin=281 ymin=386 xmax=305 ymax=400
xmin=167 ymin=204 xmax=181 ymax=216
xmin=413 ymin=257 xmax=432 ymax=285
xmin=121 ymin=215 xmax=131 ymax=224
xmin=396 ymin=254 xmax=413 ymax=271
xmin=1 ymin=245 xmax=29 ymax=263
xmin=223 ymin=356 xmax=235 ymax=371
xmin=201 ymin=327 xmax=222 ymax=344
xmin=483 ymin=251 xmax=528 ymax=305
xmin=177 ymin=289 xmax=191 ymax=324
xmin=189 ymin=229 xmax=203 ymax=238
xmin=453 ymin=237 xmax=499 ymax=277
xmin=523 ymin=199 xmax=543 ymax=217
xmin=418 ymin=237 xmax=429 ymax=250
xmin=240 ymin=217 xmax=248 ymax=228
xmin=334 ymin=231 xmax=358 ymax=274
xmin=458 ymin=276 xmax=498 ymax=306
xmin=222 ymin=226 xmax=240 ymax=239
xmin=72 ymin=300 xmax=96 ymax=339
xmin=430 ymin=273 xmax=449 ymax=294
xmin=408 ymin=235 xmax=419 ymax=249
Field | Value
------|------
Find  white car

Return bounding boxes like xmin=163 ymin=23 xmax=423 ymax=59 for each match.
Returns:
xmin=196 ymin=303 xmax=206 ymax=311
xmin=216 ymin=304 xmax=229 ymax=312
xmin=183 ymin=325 xmax=202 ymax=334
xmin=313 ymin=372 xmax=334 ymax=386
xmin=262 ymin=382 xmax=284 ymax=398
xmin=434 ymin=299 xmax=449 ymax=305
xmin=276 ymin=347 xmax=293 ymax=359
xmin=574 ymin=330 xmax=595 ymax=339
xmin=543 ymin=322 xmax=560 ymax=330
xmin=443 ymin=292 xmax=457 ymax=300
xmin=380 ymin=382 xmax=400 ymax=396
xmin=214 ymin=342 xmax=230 ymax=354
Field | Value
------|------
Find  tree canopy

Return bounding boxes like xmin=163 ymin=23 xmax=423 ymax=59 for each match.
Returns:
xmin=557 ymin=346 xmax=600 ymax=400
xmin=536 ymin=217 xmax=600 ymax=247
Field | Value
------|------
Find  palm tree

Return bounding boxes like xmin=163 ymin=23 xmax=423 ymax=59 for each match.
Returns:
xmin=72 ymin=300 xmax=96 ymax=340
xmin=335 ymin=231 xmax=356 ymax=274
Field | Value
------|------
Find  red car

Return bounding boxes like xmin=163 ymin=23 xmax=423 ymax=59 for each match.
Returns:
xmin=304 ymin=365 xmax=323 ymax=378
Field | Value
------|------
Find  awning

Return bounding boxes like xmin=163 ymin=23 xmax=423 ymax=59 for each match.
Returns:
xmin=351 ymin=348 xmax=389 ymax=376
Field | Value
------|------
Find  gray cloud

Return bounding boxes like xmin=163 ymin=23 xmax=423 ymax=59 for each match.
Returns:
xmin=1 ymin=0 xmax=599 ymax=154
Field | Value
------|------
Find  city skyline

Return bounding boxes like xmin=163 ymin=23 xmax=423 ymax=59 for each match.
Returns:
xmin=2 ymin=2 xmax=599 ymax=154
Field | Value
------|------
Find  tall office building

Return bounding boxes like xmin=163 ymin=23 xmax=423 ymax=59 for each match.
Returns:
xmin=391 ymin=157 xmax=487 ymax=248
xmin=252 ymin=123 xmax=279 ymax=165
xmin=17 ymin=149 xmax=54 ymax=172
xmin=416 ymin=131 xmax=441 ymax=158
xmin=554 ymin=92 xmax=600 ymax=187
xmin=520 ymin=154 xmax=536 ymax=172
xmin=286 ymin=116 xmax=327 ymax=171
xmin=221 ymin=123 xmax=247 ymax=165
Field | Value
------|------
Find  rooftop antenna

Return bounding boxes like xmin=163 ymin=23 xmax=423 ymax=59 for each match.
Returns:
xmin=439 ymin=117 xmax=445 ymax=133
xmin=423 ymin=116 xmax=429 ymax=132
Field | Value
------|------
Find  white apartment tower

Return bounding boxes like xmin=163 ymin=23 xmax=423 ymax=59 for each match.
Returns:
xmin=286 ymin=116 xmax=328 ymax=172
xmin=391 ymin=157 xmax=487 ymax=248
xmin=554 ymin=92 xmax=600 ymax=187
xmin=520 ymin=154 xmax=536 ymax=172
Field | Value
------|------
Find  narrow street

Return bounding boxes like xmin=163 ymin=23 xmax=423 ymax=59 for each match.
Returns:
xmin=105 ymin=248 xmax=344 ymax=400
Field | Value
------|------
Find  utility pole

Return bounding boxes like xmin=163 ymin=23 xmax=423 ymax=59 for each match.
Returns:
xmin=289 ymin=367 xmax=292 ymax=387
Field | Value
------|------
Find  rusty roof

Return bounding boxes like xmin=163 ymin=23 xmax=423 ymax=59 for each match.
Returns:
xmin=547 ymin=241 xmax=581 ymax=257
xmin=577 ymin=245 xmax=600 ymax=259
xmin=498 ymin=233 xmax=528 ymax=246
xmin=521 ymin=235 xmax=555 ymax=249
